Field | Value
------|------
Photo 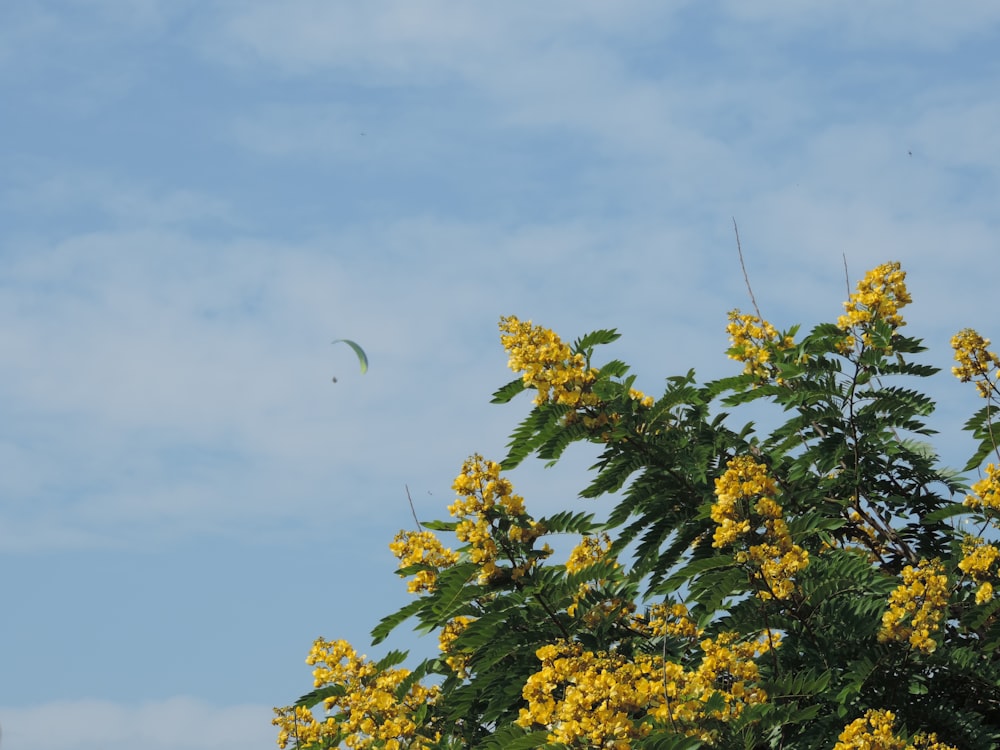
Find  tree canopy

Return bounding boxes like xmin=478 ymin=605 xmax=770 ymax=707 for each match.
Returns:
xmin=276 ymin=262 xmax=1000 ymax=749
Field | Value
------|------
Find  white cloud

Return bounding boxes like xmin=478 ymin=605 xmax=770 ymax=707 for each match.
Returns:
xmin=3 ymin=173 xmax=239 ymax=230
xmin=210 ymin=2 xmax=733 ymax=181
xmin=720 ymin=0 xmax=1000 ymax=49
xmin=0 ymin=1 xmax=198 ymax=114
xmin=3 ymin=1 xmax=1000 ymax=735
xmin=911 ymin=96 xmax=1000 ymax=173
xmin=5 ymin=200 xmax=689 ymax=550
xmin=231 ymin=104 xmax=368 ymax=161
xmin=207 ymin=0 xmax=1000 ymax=258
xmin=207 ymin=2 xmax=686 ymax=80
xmin=0 ymin=698 xmax=274 ymax=750
xmin=6 ymin=3 xmax=1000 ymax=551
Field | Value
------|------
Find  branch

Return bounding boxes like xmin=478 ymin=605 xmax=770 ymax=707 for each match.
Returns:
xmin=733 ymin=218 xmax=763 ymax=321
xmin=405 ymin=485 xmax=423 ymax=529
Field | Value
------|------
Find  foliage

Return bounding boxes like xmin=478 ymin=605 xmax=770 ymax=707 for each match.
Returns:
xmin=277 ymin=262 xmax=1000 ymax=749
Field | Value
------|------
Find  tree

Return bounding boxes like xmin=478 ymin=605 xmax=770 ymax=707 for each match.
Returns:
xmin=275 ymin=262 xmax=1000 ymax=749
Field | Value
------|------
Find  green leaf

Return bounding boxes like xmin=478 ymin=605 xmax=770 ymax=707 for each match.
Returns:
xmin=836 ymin=656 xmax=877 ymax=704
xmin=370 ymin=598 xmax=424 ymax=645
xmin=331 ymin=338 xmax=369 ymax=373
xmin=968 ymin=596 xmax=1000 ymax=630
xmin=393 ymin=658 xmax=431 ymax=700
xmin=478 ymin=726 xmax=549 ymax=749
xmin=537 ymin=420 xmax=589 ymax=464
xmin=657 ymin=554 xmax=738 ymax=594
xmin=638 ymin=732 xmax=705 ymax=749
xmin=922 ymin=502 xmax=972 ymax=524
xmin=491 ymin=377 xmax=527 ymax=404
xmin=373 ymin=649 xmax=408 ymax=671
xmin=597 ymin=359 xmax=630 ymax=379
xmin=293 ymin=683 xmax=346 ymax=708
xmin=573 ymin=328 xmax=621 ymax=351
xmin=501 ymin=402 xmax=564 ymax=469
xmin=419 ymin=519 xmax=458 ymax=531
xmin=422 ymin=562 xmax=480 ymax=625
xmin=536 ymin=510 xmax=597 ymax=534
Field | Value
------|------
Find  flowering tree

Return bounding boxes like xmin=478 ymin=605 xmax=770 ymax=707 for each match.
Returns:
xmin=275 ymin=262 xmax=1000 ymax=749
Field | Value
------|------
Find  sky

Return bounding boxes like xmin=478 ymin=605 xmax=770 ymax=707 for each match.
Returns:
xmin=2 ymin=2 xmax=999 ymax=748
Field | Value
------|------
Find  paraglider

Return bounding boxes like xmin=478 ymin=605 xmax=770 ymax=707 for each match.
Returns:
xmin=331 ymin=339 xmax=368 ymax=382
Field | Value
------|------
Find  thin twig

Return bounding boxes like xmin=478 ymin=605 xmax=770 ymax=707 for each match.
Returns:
xmin=405 ymin=485 xmax=423 ymax=529
xmin=842 ymin=253 xmax=851 ymax=298
xmin=733 ymin=218 xmax=762 ymax=320
xmin=662 ymin=611 xmax=677 ymax=733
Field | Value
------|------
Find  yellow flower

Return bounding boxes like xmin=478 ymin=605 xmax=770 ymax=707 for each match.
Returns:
xmin=565 ymin=534 xmax=622 ymax=620
xmin=714 ymin=456 xmax=778 ymax=503
xmin=500 ymin=316 xmax=600 ymax=407
xmin=965 ymin=464 xmax=1000 ymax=512
xmin=976 ymin=581 xmax=994 ymax=605
xmin=449 ymin=454 xmax=546 ymax=584
xmin=565 ymin=533 xmax=615 ymax=574
xmin=389 ymin=530 xmax=460 ymax=593
xmin=726 ymin=310 xmax=793 ymax=380
xmin=838 ymin=261 xmax=911 ymax=331
xmin=517 ymin=635 xmax=770 ymax=745
xmin=640 ymin=602 xmax=702 ymax=640
xmin=275 ymin=638 xmax=440 ymax=749
xmin=951 ymin=328 xmax=1000 ymax=398
xmin=628 ymin=387 xmax=655 ymax=408
xmin=878 ymin=559 xmax=949 ymax=653
xmin=958 ymin=536 xmax=999 ymax=579
xmin=711 ymin=457 xmax=808 ymax=600
xmin=834 ymin=709 xmax=907 ymax=749
xmin=272 ymin=705 xmax=328 ymax=749
xmin=438 ymin=616 xmax=475 ymax=677
xmin=957 ymin=533 xmax=997 ymax=606
xmin=834 ymin=709 xmax=957 ymax=750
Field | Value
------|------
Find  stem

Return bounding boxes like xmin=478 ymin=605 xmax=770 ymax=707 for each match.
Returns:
xmin=491 ymin=516 xmax=571 ymax=640
xmin=733 ymin=217 xmax=763 ymax=322
xmin=844 ymin=345 xmax=917 ymax=566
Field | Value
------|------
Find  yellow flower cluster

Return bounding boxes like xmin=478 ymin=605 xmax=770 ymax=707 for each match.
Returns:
xmin=629 ymin=387 xmax=655 ymax=408
xmin=965 ymin=463 xmax=1000 ymax=514
xmin=711 ymin=457 xmax=809 ymax=600
xmin=834 ymin=709 xmax=957 ymax=750
xmin=565 ymin=533 xmax=621 ymax=619
xmin=658 ymin=602 xmax=702 ymax=640
xmin=958 ymin=536 xmax=999 ymax=605
xmin=273 ymin=638 xmax=440 ymax=750
xmin=878 ymin=559 xmax=949 ymax=653
xmin=631 ymin=602 xmax=696 ymax=640
xmin=517 ymin=642 xmax=665 ymax=748
xmin=272 ymin=705 xmax=332 ymax=749
xmin=389 ymin=530 xmax=460 ymax=593
xmin=516 ymin=633 xmax=773 ymax=747
xmin=951 ymin=328 xmax=1000 ymax=398
xmin=838 ymin=261 xmax=912 ymax=332
xmin=726 ymin=310 xmax=793 ymax=380
xmin=960 ymin=480 xmax=1000 ymax=601
xmin=711 ymin=456 xmax=776 ymax=547
xmin=846 ymin=509 xmax=886 ymax=561
xmin=450 ymin=454 xmax=547 ymax=585
xmin=500 ymin=315 xmax=600 ymax=407
xmin=438 ymin=615 xmax=475 ymax=677
xmin=566 ymin=533 xmax=615 ymax=574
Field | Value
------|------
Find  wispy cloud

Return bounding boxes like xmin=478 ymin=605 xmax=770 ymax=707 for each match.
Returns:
xmin=720 ymin=0 xmax=1000 ymax=49
xmin=207 ymin=2 xmax=687 ymax=79
xmin=0 ymin=698 xmax=273 ymax=750
xmin=2 ymin=0 xmax=999 ymax=726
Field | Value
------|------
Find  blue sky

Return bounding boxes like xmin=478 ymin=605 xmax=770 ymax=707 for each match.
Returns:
xmin=2 ymin=2 xmax=999 ymax=748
